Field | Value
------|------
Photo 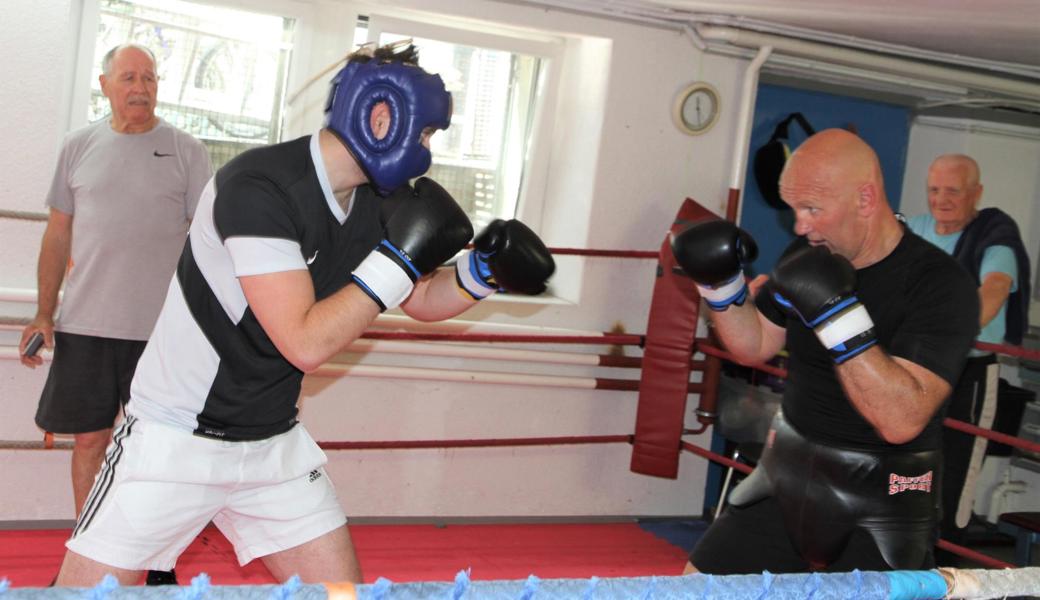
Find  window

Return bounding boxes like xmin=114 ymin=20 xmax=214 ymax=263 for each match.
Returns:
xmin=363 ymin=15 xmax=558 ymax=233
xmin=87 ymin=0 xmax=296 ymax=169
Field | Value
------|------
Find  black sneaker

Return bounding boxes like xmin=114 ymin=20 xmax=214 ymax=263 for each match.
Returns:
xmin=146 ymin=569 xmax=178 ymax=586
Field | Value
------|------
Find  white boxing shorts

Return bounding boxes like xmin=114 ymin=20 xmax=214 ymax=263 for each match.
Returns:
xmin=67 ymin=416 xmax=347 ymax=570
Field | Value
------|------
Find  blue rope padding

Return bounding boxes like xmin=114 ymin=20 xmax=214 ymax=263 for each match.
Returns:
xmin=754 ymin=570 xmax=773 ymax=600
xmin=0 ymin=569 xmax=957 ymax=600
xmin=370 ymin=577 xmax=392 ymax=600
xmin=637 ymin=576 xmax=655 ymax=600
xmin=580 ymin=576 xmax=599 ymax=600
xmin=518 ymin=575 xmax=539 ymax=600
xmin=699 ymin=573 xmax=714 ymax=600
xmin=451 ymin=570 xmax=470 ymax=600
xmin=803 ymin=572 xmax=822 ymax=600
xmin=178 ymin=573 xmax=210 ymax=600
xmin=271 ymin=576 xmax=300 ymax=600
xmin=885 ymin=571 xmax=948 ymax=600
xmin=87 ymin=575 xmax=119 ymax=600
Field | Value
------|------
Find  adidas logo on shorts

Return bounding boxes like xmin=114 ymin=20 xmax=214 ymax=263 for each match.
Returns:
xmin=308 ymin=469 xmax=322 ymax=483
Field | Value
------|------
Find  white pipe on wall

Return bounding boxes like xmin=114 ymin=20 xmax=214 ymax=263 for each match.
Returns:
xmin=1 ymin=338 xmax=627 ymax=368
xmin=0 ymin=347 xmax=619 ymax=389
xmin=0 ymin=287 xmax=616 ymax=338
xmin=339 ymin=339 xmax=618 ymax=366
xmin=0 ymin=288 xmax=38 ymax=303
xmin=311 ymin=361 xmax=606 ymax=389
xmin=730 ymin=45 xmax=773 ymax=196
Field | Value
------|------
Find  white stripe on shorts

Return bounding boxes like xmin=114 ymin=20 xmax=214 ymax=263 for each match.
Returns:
xmin=74 ymin=416 xmax=136 ymax=537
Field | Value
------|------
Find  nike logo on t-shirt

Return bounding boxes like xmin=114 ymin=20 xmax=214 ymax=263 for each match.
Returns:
xmin=153 ymin=151 xmax=174 ymax=157
xmin=306 ymin=250 xmax=319 ymax=265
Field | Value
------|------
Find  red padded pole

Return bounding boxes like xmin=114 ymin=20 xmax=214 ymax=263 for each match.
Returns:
xmin=630 ymin=198 xmax=716 ymax=478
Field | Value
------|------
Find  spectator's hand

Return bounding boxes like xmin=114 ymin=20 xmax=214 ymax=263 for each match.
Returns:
xmin=20 ymin=317 xmax=54 ymax=369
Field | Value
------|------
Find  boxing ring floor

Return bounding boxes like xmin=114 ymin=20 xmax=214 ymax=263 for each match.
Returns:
xmin=0 ymin=521 xmax=696 ymax=587
xmin=4 ymin=521 xmax=1039 ymax=599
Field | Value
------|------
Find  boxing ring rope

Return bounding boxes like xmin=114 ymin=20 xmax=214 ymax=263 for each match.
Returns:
xmin=3 ymin=567 xmax=1039 ymax=599
xmin=693 ymin=339 xmax=1040 ymax=456
xmin=3 ymin=324 xmax=1039 ymax=453
xmin=318 ymin=435 xmax=633 ymax=451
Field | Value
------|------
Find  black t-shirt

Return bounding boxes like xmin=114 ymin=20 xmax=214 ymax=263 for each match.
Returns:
xmin=756 ymin=230 xmax=979 ymax=451
xmin=130 ymin=135 xmax=383 ymax=440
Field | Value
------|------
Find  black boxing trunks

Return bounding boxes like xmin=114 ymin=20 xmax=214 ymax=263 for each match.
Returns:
xmin=728 ymin=411 xmax=941 ymax=569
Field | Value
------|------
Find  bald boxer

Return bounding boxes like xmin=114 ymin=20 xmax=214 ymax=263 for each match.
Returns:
xmin=55 ymin=42 xmax=554 ymax=586
xmin=673 ymin=129 xmax=978 ymax=573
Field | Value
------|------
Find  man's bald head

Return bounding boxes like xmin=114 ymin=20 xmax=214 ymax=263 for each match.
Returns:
xmin=780 ymin=128 xmax=882 ymax=199
xmin=926 ymin=154 xmax=983 ymax=234
xmin=929 ymin=154 xmax=980 ymax=188
xmin=777 ymin=129 xmax=900 ymax=267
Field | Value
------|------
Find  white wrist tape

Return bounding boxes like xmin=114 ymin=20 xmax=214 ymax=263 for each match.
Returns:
xmin=455 ymin=249 xmax=497 ymax=300
xmin=815 ymin=303 xmax=874 ymax=350
xmin=696 ymin=273 xmax=747 ymax=305
xmin=352 ymin=250 xmax=415 ymax=311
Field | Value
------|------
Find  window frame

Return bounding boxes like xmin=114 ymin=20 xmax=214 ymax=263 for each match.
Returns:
xmin=364 ymin=13 xmax=563 ymax=242
xmin=69 ymin=0 xmax=314 ymax=136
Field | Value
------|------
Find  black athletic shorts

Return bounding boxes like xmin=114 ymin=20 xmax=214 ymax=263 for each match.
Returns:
xmin=689 ymin=495 xmax=934 ymax=574
xmin=35 ymin=332 xmax=147 ymax=434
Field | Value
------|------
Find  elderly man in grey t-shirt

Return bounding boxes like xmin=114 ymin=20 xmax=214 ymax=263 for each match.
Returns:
xmin=19 ymin=43 xmax=211 ymax=585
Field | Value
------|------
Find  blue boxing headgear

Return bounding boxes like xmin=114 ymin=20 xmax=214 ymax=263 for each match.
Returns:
xmin=325 ymin=59 xmax=452 ymax=196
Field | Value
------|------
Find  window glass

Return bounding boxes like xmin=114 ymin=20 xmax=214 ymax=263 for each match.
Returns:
xmin=373 ymin=27 xmax=544 ymax=232
xmin=91 ymin=0 xmax=296 ymax=169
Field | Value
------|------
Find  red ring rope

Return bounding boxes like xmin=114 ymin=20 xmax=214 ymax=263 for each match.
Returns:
xmin=974 ymin=341 xmax=1040 ymax=360
xmin=943 ymin=416 xmax=1040 ymax=454
xmin=361 ymin=331 xmax=645 ymax=345
xmin=319 ymin=435 xmax=632 ymax=450
xmin=545 ymin=247 xmax=657 ymax=259
xmin=695 ymin=339 xmax=1040 ymax=455
xmin=935 ymin=540 xmax=1015 ymax=569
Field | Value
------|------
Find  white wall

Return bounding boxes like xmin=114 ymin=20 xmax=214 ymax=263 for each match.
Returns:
xmin=899 ymin=116 xmax=1040 ymax=323
xmin=0 ymin=0 xmax=751 ymax=523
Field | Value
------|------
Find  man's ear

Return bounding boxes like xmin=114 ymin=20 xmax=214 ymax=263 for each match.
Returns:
xmin=99 ymin=74 xmax=109 ymax=98
xmin=370 ymin=101 xmax=391 ymax=140
xmin=857 ymin=182 xmax=878 ymax=215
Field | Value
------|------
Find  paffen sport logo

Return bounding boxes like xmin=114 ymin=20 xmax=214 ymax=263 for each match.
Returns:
xmin=888 ymin=471 xmax=932 ymax=495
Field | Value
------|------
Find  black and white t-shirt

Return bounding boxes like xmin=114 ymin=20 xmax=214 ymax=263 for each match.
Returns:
xmin=127 ymin=134 xmax=382 ymax=440
xmin=757 ymin=230 xmax=978 ymax=452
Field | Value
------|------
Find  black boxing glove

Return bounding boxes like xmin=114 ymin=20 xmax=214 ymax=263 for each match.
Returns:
xmin=770 ymin=245 xmax=877 ymax=364
xmin=352 ymin=177 xmax=474 ymax=311
xmin=670 ymin=219 xmax=758 ymax=311
xmin=455 ymin=219 xmax=555 ymax=298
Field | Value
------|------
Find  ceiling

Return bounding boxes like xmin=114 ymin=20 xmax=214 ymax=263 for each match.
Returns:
xmin=519 ymin=0 xmax=1040 ymax=69
xmin=654 ymin=0 xmax=1040 ymax=67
